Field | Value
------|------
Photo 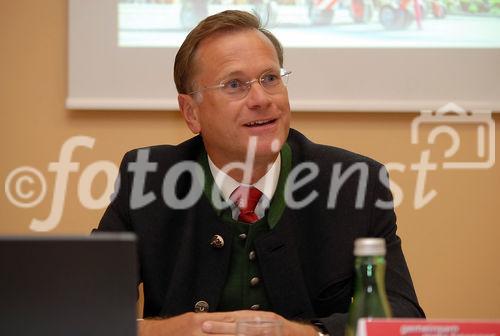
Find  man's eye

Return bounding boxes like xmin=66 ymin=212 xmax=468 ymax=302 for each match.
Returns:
xmin=261 ymin=73 xmax=279 ymax=84
xmin=225 ymin=79 xmax=243 ymax=90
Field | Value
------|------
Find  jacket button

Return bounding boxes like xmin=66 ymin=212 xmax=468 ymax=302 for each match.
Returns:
xmin=249 ymin=250 xmax=256 ymax=261
xmin=250 ymin=277 xmax=260 ymax=286
xmin=238 ymin=233 xmax=247 ymax=240
xmin=194 ymin=300 xmax=209 ymax=313
xmin=250 ymin=304 xmax=260 ymax=310
xmin=210 ymin=235 xmax=224 ymax=248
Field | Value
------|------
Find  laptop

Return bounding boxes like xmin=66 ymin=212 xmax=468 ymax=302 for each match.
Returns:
xmin=0 ymin=233 xmax=138 ymax=336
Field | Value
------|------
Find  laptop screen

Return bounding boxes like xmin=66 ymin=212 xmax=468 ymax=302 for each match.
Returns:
xmin=0 ymin=233 xmax=138 ymax=336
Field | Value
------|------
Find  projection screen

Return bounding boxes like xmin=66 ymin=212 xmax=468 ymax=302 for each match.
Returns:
xmin=67 ymin=0 xmax=500 ymax=111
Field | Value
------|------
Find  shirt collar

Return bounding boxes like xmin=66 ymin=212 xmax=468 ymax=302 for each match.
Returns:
xmin=207 ymin=154 xmax=281 ymax=202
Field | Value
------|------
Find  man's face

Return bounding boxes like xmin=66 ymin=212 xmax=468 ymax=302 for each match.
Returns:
xmin=180 ymin=29 xmax=291 ymax=168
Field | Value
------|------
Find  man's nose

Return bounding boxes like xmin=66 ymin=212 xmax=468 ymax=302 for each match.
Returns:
xmin=245 ymin=80 xmax=271 ymax=109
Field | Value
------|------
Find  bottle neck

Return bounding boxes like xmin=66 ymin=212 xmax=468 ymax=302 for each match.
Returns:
xmin=346 ymin=254 xmax=392 ymax=336
xmin=355 ymin=255 xmax=387 ymax=291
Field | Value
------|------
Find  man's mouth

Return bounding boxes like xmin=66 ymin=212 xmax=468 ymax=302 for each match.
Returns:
xmin=244 ymin=119 xmax=277 ymax=127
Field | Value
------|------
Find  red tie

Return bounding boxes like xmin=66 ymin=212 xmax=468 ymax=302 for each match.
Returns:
xmin=230 ymin=186 xmax=263 ymax=223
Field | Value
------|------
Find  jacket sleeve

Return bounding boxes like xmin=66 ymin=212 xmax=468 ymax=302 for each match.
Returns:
xmin=94 ymin=150 xmax=135 ymax=233
xmin=314 ymin=165 xmax=425 ymax=335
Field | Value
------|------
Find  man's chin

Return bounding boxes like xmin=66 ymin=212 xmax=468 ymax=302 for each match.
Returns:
xmin=254 ymin=142 xmax=284 ymax=161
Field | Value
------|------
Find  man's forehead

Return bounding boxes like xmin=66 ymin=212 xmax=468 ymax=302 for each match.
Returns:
xmin=193 ymin=29 xmax=279 ymax=76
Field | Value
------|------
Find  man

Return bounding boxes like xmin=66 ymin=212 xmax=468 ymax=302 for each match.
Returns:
xmin=96 ymin=10 xmax=425 ymax=336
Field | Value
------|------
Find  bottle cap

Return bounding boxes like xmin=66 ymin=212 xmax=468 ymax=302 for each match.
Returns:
xmin=354 ymin=238 xmax=386 ymax=256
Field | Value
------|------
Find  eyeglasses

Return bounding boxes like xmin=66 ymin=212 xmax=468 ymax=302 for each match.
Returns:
xmin=188 ymin=68 xmax=292 ymax=100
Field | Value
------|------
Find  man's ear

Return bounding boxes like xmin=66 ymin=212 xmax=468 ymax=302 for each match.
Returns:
xmin=178 ymin=94 xmax=201 ymax=134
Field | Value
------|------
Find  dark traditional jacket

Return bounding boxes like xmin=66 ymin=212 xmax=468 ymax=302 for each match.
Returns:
xmin=96 ymin=128 xmax=425 ymax=335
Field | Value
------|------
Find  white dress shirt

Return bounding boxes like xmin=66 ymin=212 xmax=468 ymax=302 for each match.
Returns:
xmin=207 ymin=154 xmax=281 ymax=221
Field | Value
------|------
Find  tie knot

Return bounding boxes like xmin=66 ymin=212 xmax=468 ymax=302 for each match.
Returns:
xmin=230 ymin=186 xmax=263 ymax=223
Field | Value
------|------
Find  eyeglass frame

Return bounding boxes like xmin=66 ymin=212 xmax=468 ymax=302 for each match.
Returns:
xmin=187 ymin=68 xmax=292 ymax=99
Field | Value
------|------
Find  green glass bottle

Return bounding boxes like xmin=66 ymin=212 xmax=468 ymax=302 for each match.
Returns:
xmin=345 ymin=238 xmax=392 ymax=336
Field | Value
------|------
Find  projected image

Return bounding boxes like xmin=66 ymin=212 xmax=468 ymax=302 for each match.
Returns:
xmin=118 ymin=0 xmax=500 ymax=47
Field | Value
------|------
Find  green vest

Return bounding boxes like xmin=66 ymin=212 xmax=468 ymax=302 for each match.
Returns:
xmin=198 ymin=143 xmax=292 ymax=311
